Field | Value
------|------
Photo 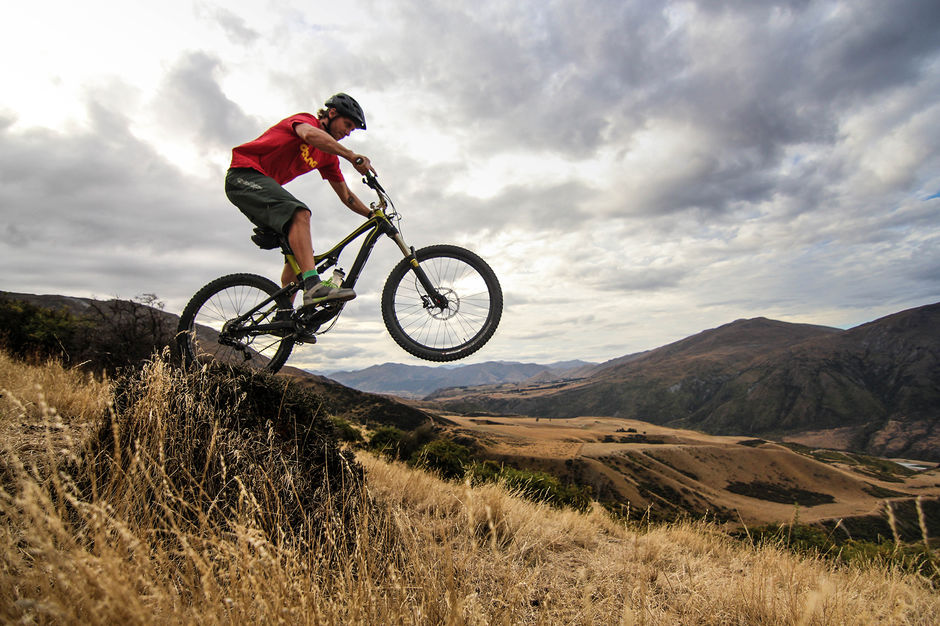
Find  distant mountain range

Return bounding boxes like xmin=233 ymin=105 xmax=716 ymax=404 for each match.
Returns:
xmin=320 ymin=360 xmax=596 ymax=398
xmin=428 ymin=303 xmax=940 ymax=462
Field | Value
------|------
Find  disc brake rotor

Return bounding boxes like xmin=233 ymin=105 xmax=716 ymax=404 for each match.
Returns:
xmin=426 ymin=287 xmax=458 ymax=320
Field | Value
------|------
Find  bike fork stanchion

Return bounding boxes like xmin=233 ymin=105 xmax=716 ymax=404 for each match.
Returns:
xmin=390 ymin=233 xmax=448 ymax=309
xmin=411 ymin=265 xmax=449 ymax=309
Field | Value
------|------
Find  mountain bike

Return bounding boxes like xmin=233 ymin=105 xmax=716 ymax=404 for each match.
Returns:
xmin=176 ymin=172 xmax=502 ymax=373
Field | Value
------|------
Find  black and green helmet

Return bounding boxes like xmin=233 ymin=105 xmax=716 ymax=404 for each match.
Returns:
xmin=325 ymin=93 xmax=367 ymax=130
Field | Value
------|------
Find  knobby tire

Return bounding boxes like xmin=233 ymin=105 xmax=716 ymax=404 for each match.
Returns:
xmin=177 ymin=273 xmax=294 ymax=373
xmin=382 ymin=244 xmax=502 ymax=361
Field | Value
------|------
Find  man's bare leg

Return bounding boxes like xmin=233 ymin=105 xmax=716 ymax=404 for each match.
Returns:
xmin=281 ymin=209 xmax=317 ymax=304
xmin=286 ymin=209 xmax=317 ymax=279
xmin=285 ymin=207 xmax=356 ymax=307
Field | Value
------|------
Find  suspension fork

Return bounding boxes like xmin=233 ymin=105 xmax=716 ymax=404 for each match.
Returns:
xmin=389 ymin=231 xmax=449 ymax=309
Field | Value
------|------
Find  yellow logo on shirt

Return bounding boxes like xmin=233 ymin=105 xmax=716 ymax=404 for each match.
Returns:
xmin=300 ymin=145 xmax=318 ymax=169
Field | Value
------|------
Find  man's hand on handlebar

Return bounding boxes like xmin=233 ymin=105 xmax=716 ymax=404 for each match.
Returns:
xmin=352 ymin=154 xmax=375 ymax=176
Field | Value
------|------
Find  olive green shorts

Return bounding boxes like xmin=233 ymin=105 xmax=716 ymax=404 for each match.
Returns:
xmin=225 ymin=168 xmax=310 ymax=235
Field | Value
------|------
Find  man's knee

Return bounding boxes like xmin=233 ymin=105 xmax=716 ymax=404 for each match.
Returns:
xmin=289 ymin=208 xmax=312 ymax=231
xmin=284 ymin=209 xmax=310 ymax=237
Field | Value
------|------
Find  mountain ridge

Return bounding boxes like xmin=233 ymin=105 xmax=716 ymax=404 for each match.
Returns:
xmin=5 ymin=289 xmax=936 ymax=460
xmin=428 ymin=304 xmax=940 ymax=461
xmin=320 ymin=359 xmax=596 ymax=398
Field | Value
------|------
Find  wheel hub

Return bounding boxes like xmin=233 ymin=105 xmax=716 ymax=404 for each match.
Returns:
xmin=424 ymin=287 xmax=458 ymax=320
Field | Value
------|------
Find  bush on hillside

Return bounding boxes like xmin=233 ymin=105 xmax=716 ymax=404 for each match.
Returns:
xmin=0 ymin=294 xmax=175 ymax=373
xmin=84 ymin=358 xmax=363 ymax=543
xmin=469 ymin=460 xmax=592 ymax=511
xmin=368 ymin=423 xmax=436 ymax=461
xmin=368 ymin=426 xmax=406 ymax=458
xmin=330 ymin=416 xmax=364 ymax=443
xmin=410 ymin=439 xmax=473 ymax=479
xmin=739 ymin=520 xmax=939 ymax=582
xmin=0 ymin=299 xmax=90 ymax=362
xmin=83 ymin=294 xmax=176 ymax=374
xmin=366 ymin=427 xmax=592 ymax=511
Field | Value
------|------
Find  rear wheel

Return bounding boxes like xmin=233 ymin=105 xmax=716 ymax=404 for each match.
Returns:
xmin=382 ymin=245 xmax=502 ymax=361
xmin=177 ymin=273 xmax=295 ymax=373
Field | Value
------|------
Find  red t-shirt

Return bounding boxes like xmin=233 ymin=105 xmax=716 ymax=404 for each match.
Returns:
xmin=230 ymin=113 xmax=344 ymax=185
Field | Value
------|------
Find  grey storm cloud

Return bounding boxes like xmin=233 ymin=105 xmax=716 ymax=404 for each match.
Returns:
xmin=0 ymin=90 xmax=249 ymax=304
xmin=0 ymin=99 xmax=219 ymax=247
xmin=307 ymin=0 xmax=939 ymax=224
xmin=153 ymin=51 xmax=259 ymax=150
xmin=362 ymin=1 xmax=677 ymax=155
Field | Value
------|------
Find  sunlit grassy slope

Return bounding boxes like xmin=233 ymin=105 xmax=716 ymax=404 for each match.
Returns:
xmin=1 ymin=350 xmax=938 ymax=624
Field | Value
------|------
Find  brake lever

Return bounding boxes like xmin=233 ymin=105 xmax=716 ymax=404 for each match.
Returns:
xmin=362 ymin=171 xmax=386 ymax=193
xmin=363 ymin=170 xmax=396 ymax=217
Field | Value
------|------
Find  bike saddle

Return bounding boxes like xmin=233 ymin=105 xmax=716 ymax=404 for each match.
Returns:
xmin=250 ymin=227 xmax=282 ymax=250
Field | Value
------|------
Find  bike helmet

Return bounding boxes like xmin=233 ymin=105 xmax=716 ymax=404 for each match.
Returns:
xmin=325 ymin=93 xmax=367 ymax=130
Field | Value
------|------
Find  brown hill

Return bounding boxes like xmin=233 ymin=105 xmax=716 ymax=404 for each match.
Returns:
xmin=279 ymin=364 xmax=436 ymax=430
xmin=440 ymin=413 xmax=940 ymax=537
xmin=429 ymin=304 xmax=940 ymax=461
xmin=323 ymin=361 xmax=593 ymax=398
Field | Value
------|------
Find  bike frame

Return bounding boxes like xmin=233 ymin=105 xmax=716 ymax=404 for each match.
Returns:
xmin=226 ymin=174 xmax=446 ymax=338
xmin=289 ymin=206 xmax=404 ymax=293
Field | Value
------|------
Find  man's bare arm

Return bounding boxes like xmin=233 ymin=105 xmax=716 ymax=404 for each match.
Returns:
xmin=329 ymin=179 xmax=372 ymax=218
xmin=294 ymin=122 xmax=374 ymax=175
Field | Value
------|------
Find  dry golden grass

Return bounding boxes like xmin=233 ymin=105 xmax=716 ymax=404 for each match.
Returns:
xmin=0 ymin=350 xmax=110 ymax=422
xmin=0 ymin=350 xmax=110 ymax=469
xmin=2 ymin=352 xmax=938 ymax=624
xmin=359 ymin=456 xmax=939 ymax=625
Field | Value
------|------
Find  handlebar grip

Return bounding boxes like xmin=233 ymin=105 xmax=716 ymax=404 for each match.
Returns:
xmin=363 ymin=170 xmax=385 ymax=192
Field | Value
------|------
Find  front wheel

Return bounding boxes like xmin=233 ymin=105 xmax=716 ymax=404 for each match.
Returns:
xmin=382 ymin=245 xmax=502 ymax=361
xmin=177 ymin=273 xmax=295 ymax=373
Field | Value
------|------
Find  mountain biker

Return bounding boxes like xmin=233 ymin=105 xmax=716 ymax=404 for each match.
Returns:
xmin=225 ymin=93 xmax=376 ymax=308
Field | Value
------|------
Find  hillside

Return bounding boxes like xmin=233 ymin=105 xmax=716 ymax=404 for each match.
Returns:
xmin=6 ymin=290 xmax=938 ymax=460
xmin=439 ymin=413 xmax=940 ymax=536
xmin=429 ymin=304 xmax=940 ymax=461
xmin=0 ymin=289 xmax=433 ymax=431
xmin=2 ymin=352 xmax=938 ymax=623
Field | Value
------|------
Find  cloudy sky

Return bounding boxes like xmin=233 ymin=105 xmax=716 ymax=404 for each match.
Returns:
xmin=2 ymin=0 xmax=938 ymax=373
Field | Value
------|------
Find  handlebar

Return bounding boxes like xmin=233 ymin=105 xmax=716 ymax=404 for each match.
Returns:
xmin=362 ymin=170 xmax=396 ymax=216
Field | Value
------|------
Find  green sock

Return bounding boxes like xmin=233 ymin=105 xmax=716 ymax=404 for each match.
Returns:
xmin=302 ymin=270 xmax=320 ymax=290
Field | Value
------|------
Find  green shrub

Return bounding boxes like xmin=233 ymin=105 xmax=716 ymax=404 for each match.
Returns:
xmin=369 ymin=426 xmax=407 ymax=458
xmin=468 ymin=462 xmax=591 ymax=511
xmin=368 ymin=424 xmax=437 ymax=461
xmin=0 ymin=299 xmax=90 ymax=362
xmin=410 ymin=440 xmax=472 ymax=479
xmin=330 ymin=416 xmax=364 ymax=443
xmin=738 ymin=522 xmax=939 ymax=583
xmin=0 ymin=294 xmax=175 ymax=373
xmin=82 ymin=294 xmax=176 ymax=374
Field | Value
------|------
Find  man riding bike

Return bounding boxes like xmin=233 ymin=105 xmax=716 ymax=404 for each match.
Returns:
xmin=225 ymin=93 xmax=376 ymax=308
